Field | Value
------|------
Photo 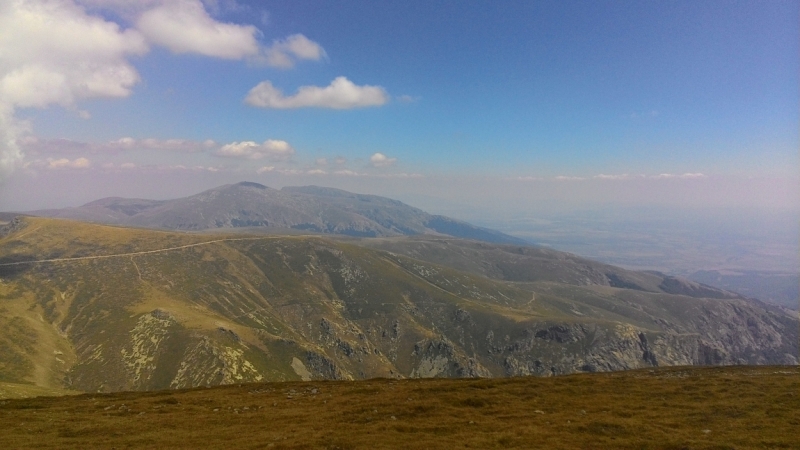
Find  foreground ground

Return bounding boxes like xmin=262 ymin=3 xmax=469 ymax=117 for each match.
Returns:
xmin=0 ymin=366 xmax=797 ymax=449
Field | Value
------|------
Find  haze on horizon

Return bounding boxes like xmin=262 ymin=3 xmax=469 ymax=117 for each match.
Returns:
xmin=0 ymin=1 xmax=797 ymax=225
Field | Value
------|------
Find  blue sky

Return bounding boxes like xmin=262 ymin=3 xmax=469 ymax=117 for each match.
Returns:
xmin=0 ymin=0 xmax=797 ymax=213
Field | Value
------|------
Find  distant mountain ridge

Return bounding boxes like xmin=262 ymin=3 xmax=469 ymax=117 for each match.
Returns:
xmin=29 ymin=182 xmax=527 ymax=245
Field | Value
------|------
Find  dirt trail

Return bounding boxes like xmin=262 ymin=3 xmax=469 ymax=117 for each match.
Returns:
xmin=0 ymin=236 xmax=305 ymax=267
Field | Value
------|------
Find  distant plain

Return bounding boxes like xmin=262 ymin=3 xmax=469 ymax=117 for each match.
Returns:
xmin=470 ymin=207 xmax=799 ymax=310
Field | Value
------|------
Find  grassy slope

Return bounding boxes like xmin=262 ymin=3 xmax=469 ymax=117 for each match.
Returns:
xmin=0 ymin=366 xmax=797 ymax=449
xmin=0 ymin=218 xmax=796 ymax=395
xmin=0 ymin=382 xmax=79 ymax=399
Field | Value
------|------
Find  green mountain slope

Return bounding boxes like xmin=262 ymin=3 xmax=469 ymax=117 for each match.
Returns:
xmin=0 ymin=217 xmax=796 ymax=394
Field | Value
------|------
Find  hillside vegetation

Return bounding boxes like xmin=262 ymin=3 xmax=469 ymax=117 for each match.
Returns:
xmin=0 ymin=366 xmax=797 ymax=449
xmin=0 ymin=217 xmax=796 ymax=395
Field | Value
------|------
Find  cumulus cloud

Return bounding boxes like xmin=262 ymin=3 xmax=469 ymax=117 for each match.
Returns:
xmin=257 ymin=34 xmax=326 ymax=68
xmin=78 ymin=1 xmax=325 ymax=65
xmin=46 ymin=157 xmax=91 ymax=169
xmin=0 ymin=0 xmax=148 ymax=178
xmin=0 ymin=1 xmax=148 ymax=108
xmin=652 ymin=173 xmax=706 ymax=179
xmin=136 ymin=0 xmax=259 ymax=59
xmin=593 ymin=174 xmax=646 ymax=181
xmin=369 ymin=152 xmax=396 ymax=168
xmin=245 ymin=77 xmax=389 ymax=109
xmin=334 ymin=169 xmax=359 ymax=176
xmin=0 ymin=0 xmax=324 ymax=181
xmin=216 ymin=139 xmax=294 ymax=160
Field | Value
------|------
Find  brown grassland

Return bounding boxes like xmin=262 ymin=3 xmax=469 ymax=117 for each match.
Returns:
xmin=0 ymin=365 xmax=797 ymax=449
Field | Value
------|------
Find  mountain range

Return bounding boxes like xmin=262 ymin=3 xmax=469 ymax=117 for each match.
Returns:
xmin=29 ymin=182 xmax=526 ymax=245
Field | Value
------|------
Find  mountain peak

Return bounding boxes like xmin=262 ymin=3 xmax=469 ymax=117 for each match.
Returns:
xmin=234 ymin=181 xmax=269 ymax=190
xmin=29 ymin=182 xmax=527 ymax=244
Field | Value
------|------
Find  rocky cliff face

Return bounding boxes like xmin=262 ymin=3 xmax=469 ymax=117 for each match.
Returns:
xmin=0 ymin=217 xmax=795 ymax=394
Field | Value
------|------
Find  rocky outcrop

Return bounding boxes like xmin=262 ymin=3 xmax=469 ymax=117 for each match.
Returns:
xmin=0 ymin=216 xmax=26 ymax=238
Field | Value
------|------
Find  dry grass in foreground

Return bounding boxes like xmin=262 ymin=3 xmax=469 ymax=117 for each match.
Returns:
xmin=0 ymin=366 xmax=797 ymax=449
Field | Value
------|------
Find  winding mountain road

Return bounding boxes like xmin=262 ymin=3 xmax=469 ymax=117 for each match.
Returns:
xmin=0 ymin=236 xmax=288 ymax=267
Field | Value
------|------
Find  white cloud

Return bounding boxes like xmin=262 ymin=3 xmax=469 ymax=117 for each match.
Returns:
xmin=593 ymin=174 xmax=647 ymax=180
xmin=256 ymin=165 xmax=274 ymax=174
xmin=0 ymin=0 xmax=149 ymax=179
xmin=306 ymin=169 xmax=326 ymax=175
xmin=136 ymin=0 xmax=259 ymax=59
xmin=46 ymin=157 xmax=91 ymax=169
xmin=257 ymin=34 xmax=326 ymax=68
xmin=0 ymin=1 xmax=326 ymax=181
xmin=334 ymin=169 xmax=359 ymax=176
xmin=594 ymin=174 xmax=626 ymax=180
xmin=216 ymin=139 xmax=294 ymax=160
xmin=370 ymin=152 xmax=396 ymax=168
xmin=79 ymin=1 xmax=324 ymax=66
xmin=554 ymin=175 xmax=586 ymax=181
xmin=245 ymin=77 xmax=389 ymax=109
xmin=315 ymin=158 xmax=328 ymax=166
xmin=652 ymin=173 xmax=706 ymax=179
xmin=0 ymin=1 xmax=148 ymax=108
